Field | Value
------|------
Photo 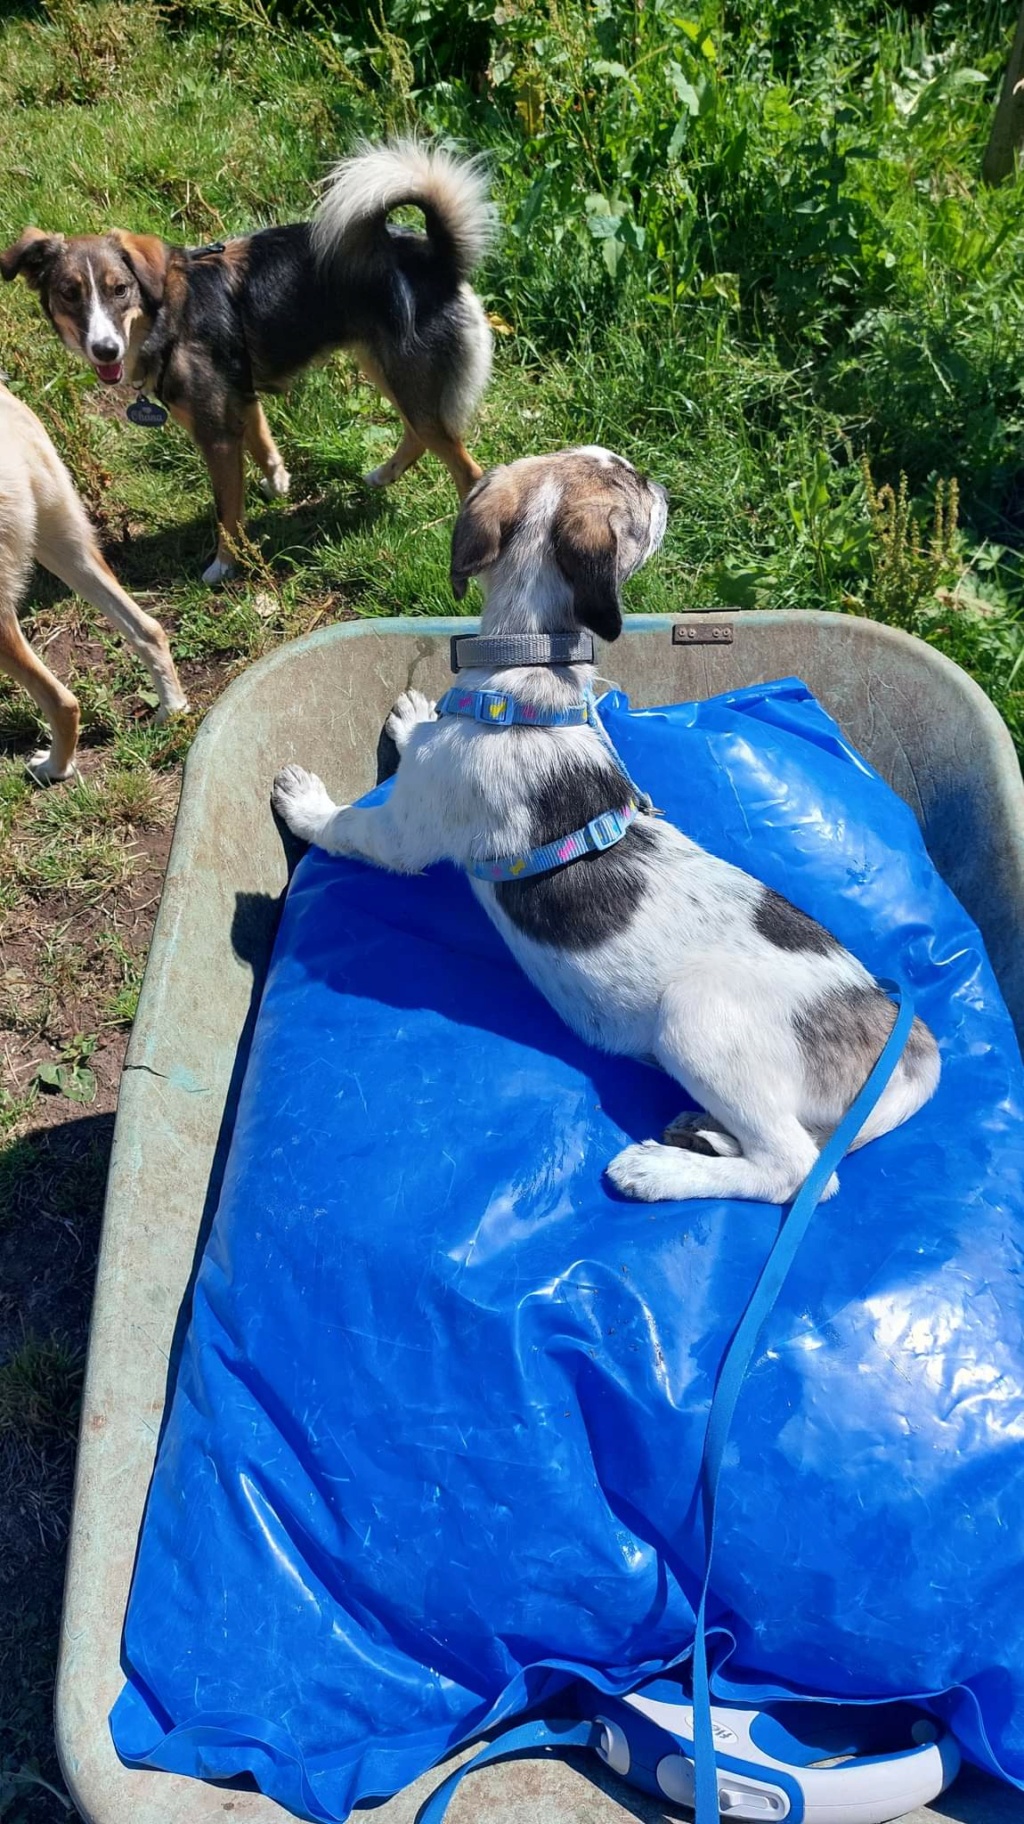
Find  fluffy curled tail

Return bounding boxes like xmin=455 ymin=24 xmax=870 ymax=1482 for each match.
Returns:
xmin=313 ymin=137 xmax=492 ymax=283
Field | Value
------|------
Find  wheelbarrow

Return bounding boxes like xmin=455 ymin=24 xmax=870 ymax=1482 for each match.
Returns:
xmin=56 ymin=611 xmax=1024 ymax=1824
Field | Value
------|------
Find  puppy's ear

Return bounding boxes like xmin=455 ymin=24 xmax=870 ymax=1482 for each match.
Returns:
xmin=450 ymin=474 xmax=512 ymax=600
xmin=553 ymin=499 xmax=624 ymax=642
xmin=111 ymin=232 xmax=169 ymax=309
xmin=0 ymin=228 xmax=64 ymax=288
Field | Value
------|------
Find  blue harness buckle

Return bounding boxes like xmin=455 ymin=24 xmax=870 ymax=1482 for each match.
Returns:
xmin=585 ymin=807 xmax=631 ymax=853
xmin=473 ymin=692 xmax=517 ymax=725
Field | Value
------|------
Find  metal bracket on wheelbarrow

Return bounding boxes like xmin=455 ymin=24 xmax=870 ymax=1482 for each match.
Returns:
xmin=673 ymin=621 xmax=735 ymax=643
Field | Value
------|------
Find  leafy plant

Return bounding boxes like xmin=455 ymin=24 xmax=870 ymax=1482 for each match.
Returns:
xmin=33 ymin=1034 xmax=98 ymax=1106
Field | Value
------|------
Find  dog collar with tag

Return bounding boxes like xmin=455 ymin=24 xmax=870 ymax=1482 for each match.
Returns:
xmin=126 ymin=393 xmax=168 ymax=428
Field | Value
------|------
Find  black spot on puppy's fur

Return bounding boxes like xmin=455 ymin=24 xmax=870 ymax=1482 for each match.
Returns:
xmin=755 ymin=886 xmax=839 ymax=955
xmin=494 ymin=752 xmax=655 ymax=950
xmin=795 ymin=985 xmax=937 ymax=1110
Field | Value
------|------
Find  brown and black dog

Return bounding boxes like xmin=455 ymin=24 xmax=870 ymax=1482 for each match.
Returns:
xmin=2 ymin=140 xmax=493 ymax=585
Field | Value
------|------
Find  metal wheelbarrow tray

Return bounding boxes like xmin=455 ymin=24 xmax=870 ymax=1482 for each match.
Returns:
xmin=56 ymin=612 xmax=1024 ymax=1824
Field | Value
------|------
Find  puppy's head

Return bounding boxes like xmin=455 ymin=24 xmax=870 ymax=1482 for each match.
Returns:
xmin=0 ymin=228 xmax=168 ymax=385
xmin=449 ymin=446 xmax=668 ymax=641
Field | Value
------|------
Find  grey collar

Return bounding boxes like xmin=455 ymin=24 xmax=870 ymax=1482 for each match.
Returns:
xmin=450 ymin=632 xmax=596 ymax=674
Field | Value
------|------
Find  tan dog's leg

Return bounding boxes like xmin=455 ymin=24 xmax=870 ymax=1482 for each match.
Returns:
xmin=0 ymin=594 xmax=80 ymax=783
xmin=353 ymin=350 xmax=429 ymax=490
xmin=415 ymin=429 xmax=481 ymax=501
xmin=34 ymin=486 xmax=188 ymax=720
xmin=355 ymin=348 xmax=482 ymax=501
xmin=244 ymin=402 xmax=291 ymax=501
xmin=197 ymin=435 xmax=245 ymax=586
xmin=365 ymin=419 xmax=428 ymax=490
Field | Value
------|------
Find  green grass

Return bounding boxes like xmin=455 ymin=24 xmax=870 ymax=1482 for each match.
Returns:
xmin=29 ymin=767 xmax=170 ymax=832
xmin=0 ymin=1335 xmax=82 ymax=1447
xmin=0 ymin=0 xmax=1023 ymax=747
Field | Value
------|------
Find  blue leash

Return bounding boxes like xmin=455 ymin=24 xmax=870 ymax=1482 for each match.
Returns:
xmin=689 ymin=979 xmax=914 ymax=1824
xmin=417 ymin=1717 xmax=597 ymax=1824
xmin=417 ymin=982 xmax=915 ymax=1824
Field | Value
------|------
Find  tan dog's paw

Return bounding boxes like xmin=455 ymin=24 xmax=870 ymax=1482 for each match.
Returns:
xmin=154 ymin=693 xmax=190 ymax=725
xmin=202 ymin=556 xmax=236 ymax=587
xmin=259 ymin=465 xmax=290 ymax=500
xmin=26 ymin=749 xmax=78 ymax=787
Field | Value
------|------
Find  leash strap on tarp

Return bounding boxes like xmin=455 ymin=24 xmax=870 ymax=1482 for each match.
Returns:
xmin=689 ymin=979 xmax=914 ymax=1824
xmin=416 ymin=1717 xmax=596 ymax=1823
xmin=420 ymin=981 xmax=915 ymax=1824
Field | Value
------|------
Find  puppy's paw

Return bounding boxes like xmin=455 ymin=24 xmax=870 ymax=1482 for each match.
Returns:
xmin=202 ymin=556 xmax=237 ymax=587
xmin=386 ymin=688 xmax=436 ymax=752
xmin=26 ymin=750 xmax=78 ymax=787
xmin=259 ymin=466 xmax=291 ymax=500
xmin=663 ymin=1111 xmax=741 ymax=1157
xmin=605 ymin=1140 xmax=676 ymax=1202
xmin=272 ymin=764 xmax=336 ymax=843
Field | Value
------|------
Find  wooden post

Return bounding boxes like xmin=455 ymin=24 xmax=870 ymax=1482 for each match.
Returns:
xmin=983 ymin=0 xmax=1024 ymax=185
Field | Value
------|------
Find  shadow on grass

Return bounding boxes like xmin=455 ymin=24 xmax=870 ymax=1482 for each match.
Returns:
xmin=109 ymin=465 xmax=393 ymax=594
xmin=9 ymin=459 xmax=392 ymax=617
xmin=0 ymin=1108 xmax=113 ymax=1251
xmin=0 ymin=1108 xmax=115 ymax=1813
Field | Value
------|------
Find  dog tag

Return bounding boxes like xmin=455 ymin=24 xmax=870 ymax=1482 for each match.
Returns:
xmin=126 ymin=394 xmax=168 ymax=428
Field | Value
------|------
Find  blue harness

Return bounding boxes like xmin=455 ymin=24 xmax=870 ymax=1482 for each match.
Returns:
xmin=435 ymin=684 xmax=650 ymax=882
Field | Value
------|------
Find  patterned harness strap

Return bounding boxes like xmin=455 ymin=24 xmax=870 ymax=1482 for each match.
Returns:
xmin=467 ymin=800 xmax=640 ymax=882
xmin=435 ymin=686 xmax=593 ymax=728
xmin=435 ymin=686 xmax=648 ymax=882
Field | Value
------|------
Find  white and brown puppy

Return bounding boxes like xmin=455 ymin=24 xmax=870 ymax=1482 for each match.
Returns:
xmin=272 ymin=447 xmax=939 ymax=1204
xmin=0 ymin=383 xmax=187 ymax=782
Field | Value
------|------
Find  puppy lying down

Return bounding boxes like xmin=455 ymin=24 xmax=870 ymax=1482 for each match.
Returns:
xmin=273 ymin=448 xmax=939 ymax=1203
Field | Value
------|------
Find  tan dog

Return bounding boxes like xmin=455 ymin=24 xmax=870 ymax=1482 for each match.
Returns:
xmin=0 ymin=382 xmax=187 ymax=783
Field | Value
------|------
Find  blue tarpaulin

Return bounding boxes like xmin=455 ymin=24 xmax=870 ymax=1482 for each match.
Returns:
xmin=111 ymin=680 xmax=1024 ymax=1821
